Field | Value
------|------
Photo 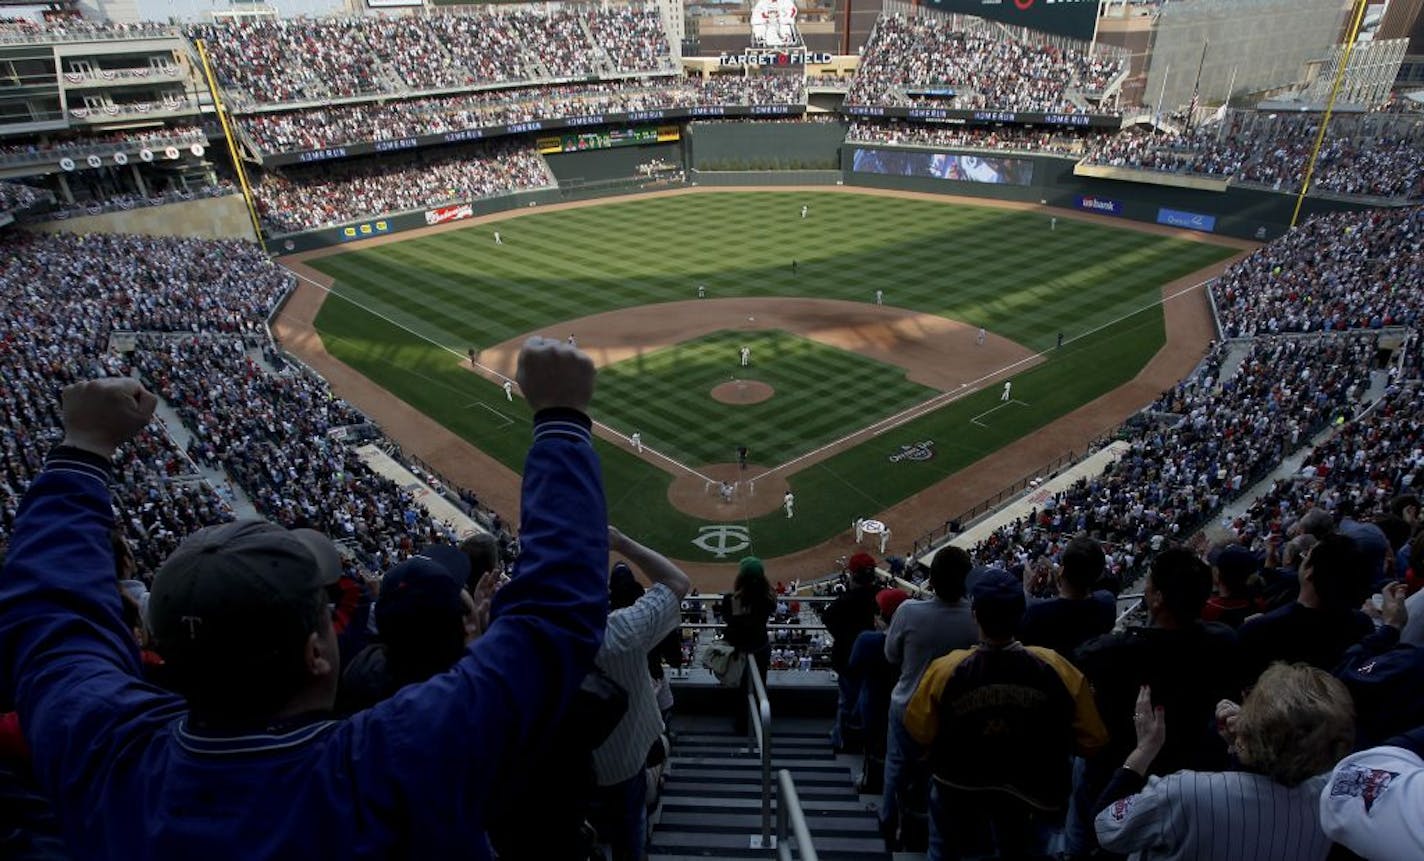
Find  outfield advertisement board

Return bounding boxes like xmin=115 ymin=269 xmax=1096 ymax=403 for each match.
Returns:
xmin=1156 ymin=207 xmax=1217 ymax=232
xmin=338 ymin=219 xmax=391 ymax=241
xmin=850 ymin=147 xmax=1034 ymax=185
xmin=1075 ymin=195 xmax=1123 ymax=216
xmin=841 ymin=104 xmax=1120 ymax=129
xmin=261 ymin=105 xmax=805 ymax=166
xmin=925 ymin=0 xmax=1100 ymax=41
xmin=425 ymin=204 xmax=474 ymax=226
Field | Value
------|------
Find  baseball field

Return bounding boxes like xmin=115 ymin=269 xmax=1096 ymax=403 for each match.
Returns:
xmin=284 ymin=189 xmax=1239 ymax=569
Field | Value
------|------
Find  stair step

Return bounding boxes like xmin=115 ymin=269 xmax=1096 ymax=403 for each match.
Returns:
xmin=669 ymin=758 xmax=845 ymax=772
xmin=651 ymin=830 xmax=888 ymax=857
xmin=662 ymin=782 xmax=858 ymax=802
xmin=661 ymin=796 xmax=873 ymax=813
xmin=657 ymin=810 xmax=882 ymax=833
xmin=667 ymin=770 xmax=855 ymax=788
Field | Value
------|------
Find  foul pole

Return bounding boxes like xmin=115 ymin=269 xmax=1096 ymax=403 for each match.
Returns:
xmin=1289 ymin=0 xmax=1370 ymax=228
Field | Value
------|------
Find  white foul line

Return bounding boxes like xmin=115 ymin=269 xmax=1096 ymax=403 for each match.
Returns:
xmin=746 ymin=276 xmax=1218 ymax=484
xmin=282 ymin=266 xmax=719 ymax=485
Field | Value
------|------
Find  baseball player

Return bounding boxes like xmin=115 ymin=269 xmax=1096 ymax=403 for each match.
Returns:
xmin=502 ymin=380 xmax=513 ymax=402
xmin=800 ymin=204 xmax=808 ymax=219
xmin=879 ymin=528 xmax=891 ymax=555
xmin=737 ymin=446 xmax=748 ymax=470
xmin=853 ymin=518 xmax=865 ymax=543
xmin=720 ymin=481 xmax=734 ymax=504
xmin=739 ymin=346 xmax=750 ymax=367
xmin=875 ymin=289 xmax=884 ymax=306
xmin=1057 ymin=332 xmax=1064 ymax=349
xmin=566 ymin=334 xmax=577 ymax=347
xmin=783 ymin=491 xmax=795 ymax=518
xmin=631 ymin=431 xmax=643 ymax=453
xmin=791 ymin=260 xmax=798 ymax=275
xmin=468 ymin=347 xmax=478 ymax=367
xmin=977 ymin=327 xmax=986 ymax=346
xmin=697 ymin=284 xmax=706 ymax=299
xmin=493 ymin=231 xmax=502 ymax=245
xmin=1051 ymin=217 xmax=1057 ymax=231
xmin=1001 ymin=381 xmax=1013 ymax=402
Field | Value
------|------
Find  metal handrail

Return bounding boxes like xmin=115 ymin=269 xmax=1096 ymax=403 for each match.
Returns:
xmin=744 ymin=654 xmax=773 ymax=849
xmin=775 ymin=769 xmax=819 ymax=861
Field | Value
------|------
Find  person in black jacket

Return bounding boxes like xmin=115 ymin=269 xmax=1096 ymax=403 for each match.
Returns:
xmin=723 ymin=557 xmax=775 ymax=734
xmin=1066 ymin=547 xmax=1242 ymax=857
xmin=823 ymin=552 xmax=881 ymax=752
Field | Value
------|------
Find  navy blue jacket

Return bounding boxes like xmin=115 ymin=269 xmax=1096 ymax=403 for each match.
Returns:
xmin=0 ymin=413 xmax=608 ymax=860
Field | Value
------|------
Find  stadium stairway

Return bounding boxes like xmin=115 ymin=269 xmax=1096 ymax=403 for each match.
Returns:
xmin=649 ymin=715 xmax=889 ymax=860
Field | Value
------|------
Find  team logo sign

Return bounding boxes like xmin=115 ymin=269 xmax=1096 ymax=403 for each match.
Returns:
xmin=888 ymin=440 xmax=936 ymax=463
xmin=693 ymin=525 xmax=752 ymax=558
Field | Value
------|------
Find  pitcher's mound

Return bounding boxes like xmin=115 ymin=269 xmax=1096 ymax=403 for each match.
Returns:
xmin=712 ymin=380 xmax=774 ymax=405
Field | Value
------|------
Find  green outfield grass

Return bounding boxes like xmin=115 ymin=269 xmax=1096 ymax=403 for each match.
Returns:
xmin=307 ymin=190 xmax=1236 ymax=564
xmin=595 ymin=329 xmax=935 ymax=466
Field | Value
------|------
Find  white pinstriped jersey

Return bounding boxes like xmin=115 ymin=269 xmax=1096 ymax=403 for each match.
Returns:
xmin=591 ymin=584 xmax=681 ymax=786
xmin=1095 ymin=770 xmax=1332 ymax=861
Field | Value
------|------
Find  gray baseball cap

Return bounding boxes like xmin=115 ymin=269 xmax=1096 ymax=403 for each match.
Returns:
xmin=149 ymin=520 xmax=343 ymax=666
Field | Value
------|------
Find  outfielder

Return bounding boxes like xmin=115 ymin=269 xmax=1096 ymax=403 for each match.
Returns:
xmin=502 ymin=380 xmax=513 ymax=402
xmin=739 ymin=346 xmax=750 ymax=367
xmin=1001 ymin=381 xmax=1013 ymax=402
xmin=783 ymin=491 xmax=795 ymax=518
xmin=493 ymin=231 xmax=502 ymax=245
xmin=800 ymin=205 xmax=808 ymax=219
xmin=631 ymin=431 xmax=643 ymax=453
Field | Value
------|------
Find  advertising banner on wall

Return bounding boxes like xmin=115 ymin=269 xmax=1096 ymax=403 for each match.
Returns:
xmin=1156 ymin=207 xmax=1217 ymax=232
xmin=1075 ymin=195 xmax=1123 ymax=216
xmin=425 ymin=204 xmax=474 ymax=226
xmin=339 ymin=219 xmax=391 ymax=241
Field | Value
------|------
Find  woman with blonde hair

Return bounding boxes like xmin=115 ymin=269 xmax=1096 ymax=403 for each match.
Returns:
xmin=1094 ymin=663 xmax=1355 ymax=860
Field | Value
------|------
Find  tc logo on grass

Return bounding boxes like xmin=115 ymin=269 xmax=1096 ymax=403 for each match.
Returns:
xmin=888 ymin=440 xmax=936 ymax=463
xmin=693 ymin=525 xmax=752 ymax=558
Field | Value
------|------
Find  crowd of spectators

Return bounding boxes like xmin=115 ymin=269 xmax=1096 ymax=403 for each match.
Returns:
xmin=963 ymin=335 xmax=1376 ymax=589
xmin=239 ymin=76 xmax=804 ymax=155
xmin=188 ymin=5 xmax=675 ymax=107
xmin=0 ymin=232 xmax=291 ymax=576
xmin=132 ymin=337 xmax=458 ymax=568
xmin=0 ymin=181 xmax=46 ymax=215
xmin=0 ymin=16 xmax=175 ymax=42
xmin=846 ymin=13 xmax=1123 ymax=114
xmin=1212 ymin=206 xmax=1424 ymax=337
xmin=846 ymin=120 xmax=1108 ymax=155
xmin=1086 ymin=109 xmax=1424 ymax=200
xmin=43 ymin=182 xmax=237 ymax=222
xmin=253 ymin=140 xmax=549 ymax=233
xmin=0 ymin=125 xmax=206 ymax=162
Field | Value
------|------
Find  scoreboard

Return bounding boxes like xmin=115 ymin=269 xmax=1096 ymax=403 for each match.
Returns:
xmin=927 ymin=0 xmax=1099 ymax=41
xmin=537 ymin=125 xmax=680 ymax=154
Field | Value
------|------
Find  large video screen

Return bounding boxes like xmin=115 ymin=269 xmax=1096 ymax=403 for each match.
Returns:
xmin=851 ymin=148 xmax=1034 ymax=185
xmin=927 ymin=0 xmax=1099 ymax=41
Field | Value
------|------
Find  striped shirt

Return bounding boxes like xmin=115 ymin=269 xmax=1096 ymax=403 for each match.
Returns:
xmin=592 ymin=584 xmax=681 ymax=786
xmin=1096 ymin=770 xmax=1332 ymax=861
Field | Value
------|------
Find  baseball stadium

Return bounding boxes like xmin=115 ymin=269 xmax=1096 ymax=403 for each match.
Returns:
xmin=0 ymin=0 xmax=1421 ymax=857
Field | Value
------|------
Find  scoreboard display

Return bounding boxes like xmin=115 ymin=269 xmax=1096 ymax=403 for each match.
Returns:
xmin=537 ymin=125 xmax=680 ymax=154
xmin=927 ymin=0 xmax=1099 ymax=41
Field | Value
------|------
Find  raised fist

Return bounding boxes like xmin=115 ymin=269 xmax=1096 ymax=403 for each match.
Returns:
xmin=516 ymin=336 xmax=595 ymax=414
xmin=60 ymin=378 xmax=158 ymax=459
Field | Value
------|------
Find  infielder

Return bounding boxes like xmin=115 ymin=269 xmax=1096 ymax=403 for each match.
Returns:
xmin=800 ymin=205 xmax=808 ymax=219
xmin=1001 ymin=381 xmax=1013 ymax=402
xmin=783 ymin=491 xmax=795 ymax=518
xmin=631 ymin=431 xmax=643 ymax=453
xmin=875 ymin=289 xmax=884 ymax=306
xmin=493 ymin=231 xmax=502 ymax=245
xmin=739 ymin=346 xmax=750 ymax=367
xmin=977 ymin=327 xmax=986 ymax=346
xmin=502 ymin=380 xmax=513 ymax=402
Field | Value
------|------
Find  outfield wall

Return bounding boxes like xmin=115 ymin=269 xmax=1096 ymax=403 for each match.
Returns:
xmin=687 ymin=121 xmax=847 ymax=171
xmin=840 ymin=145 xmax=1392 ymax=241
xmin=545 ymin=142 xmax=684 ymax=187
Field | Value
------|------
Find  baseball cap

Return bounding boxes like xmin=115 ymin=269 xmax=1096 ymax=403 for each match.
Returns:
xmin=376 ymin=546 xmax=470 ymax=633
xmin=970 ymin=568 xmax=1025 ymax=614
xmin=739 ymin=556 xmax=765 ymax=579
xmin=876 ymin=588 xmax=911 ymax=620
xmin=149 ymin=520 xmax=343 ymax=666
xmin=1208 ymin=544 xmax=1262 ymax=582
xmin=848 ymin=552 xmax=878 ymax=578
